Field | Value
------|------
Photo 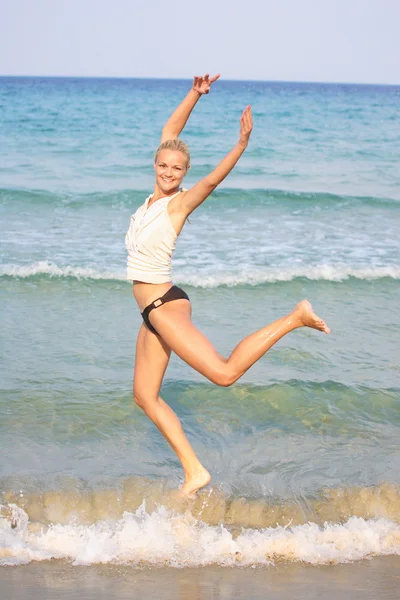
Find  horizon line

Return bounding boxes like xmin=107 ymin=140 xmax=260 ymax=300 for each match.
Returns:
xmin=0 ymin=74 xmax=399 ymax=87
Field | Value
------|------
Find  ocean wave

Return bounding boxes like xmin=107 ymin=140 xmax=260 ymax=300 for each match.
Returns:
xmin=3 ymin=380 xmax=398 ymax=440
xmin=3 ymin=481 xmax=399 ymax=529
xmin=0 ymin=187 xmax=141 ymax=208
xmin=1 ymin=261 xmax=400 ymax=286
xmin=1 ymin=185 xmax=399 ymax=208
xmin=1 ymin=482 xmax=399 ymax=567
xmin=174 ymin=265 xmax=400 ymax=287
xmin=0 ymin=261 xmax=124 ymax=282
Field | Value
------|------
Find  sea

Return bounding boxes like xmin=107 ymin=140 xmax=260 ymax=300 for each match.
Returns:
xmin=1 ymin=76 xmax=399 ymax=599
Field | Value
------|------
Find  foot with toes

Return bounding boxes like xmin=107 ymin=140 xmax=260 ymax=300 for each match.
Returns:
xmin=179 ymin=467 xmax=211 ymax=498
xmin=295 ymin=299 xmax=330 ymax=334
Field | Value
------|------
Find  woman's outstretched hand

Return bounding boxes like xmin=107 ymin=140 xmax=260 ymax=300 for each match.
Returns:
xmin=239 ymin=105 xmax=253 ymax=147
xmin=193 ymin=73 xmax=220 ymax=95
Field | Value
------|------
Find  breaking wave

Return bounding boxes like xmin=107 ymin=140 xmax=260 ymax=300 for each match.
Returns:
xmin=1 ymin=186 xmax=399 ymax=208
xmin=1 ymin=482 xmax=399 ymax=567
xmin=1 ymin=261 xmax=400 ymax=286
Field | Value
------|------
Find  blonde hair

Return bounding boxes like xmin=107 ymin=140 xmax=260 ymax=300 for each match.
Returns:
xmin=154 ymin=138 xmax=191 ymax=168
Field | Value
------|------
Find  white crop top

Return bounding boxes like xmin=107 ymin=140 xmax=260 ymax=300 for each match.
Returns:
xmin=125 ymin=189 xmax=184 ymax=284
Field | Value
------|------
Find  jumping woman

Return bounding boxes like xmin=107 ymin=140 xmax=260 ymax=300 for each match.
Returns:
xmin=126 ymin=74 xmax=330 ymax=497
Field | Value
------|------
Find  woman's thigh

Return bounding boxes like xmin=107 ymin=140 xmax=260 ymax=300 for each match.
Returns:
xmin=149 ymin=300 xmax=229 ymax=384
xmin=134 ymin=323 xmax=172 ymax=401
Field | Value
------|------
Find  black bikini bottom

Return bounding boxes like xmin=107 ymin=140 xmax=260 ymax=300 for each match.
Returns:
xmin=141 ymin=285 xmax=190 ymax=335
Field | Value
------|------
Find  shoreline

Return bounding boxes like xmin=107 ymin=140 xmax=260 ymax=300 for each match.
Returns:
xmin=2 ymin=557 xmax=400 ymax=600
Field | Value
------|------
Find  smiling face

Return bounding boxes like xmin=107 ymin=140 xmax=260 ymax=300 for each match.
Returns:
xmin=154 ymin=149 xmax=189 ymax=195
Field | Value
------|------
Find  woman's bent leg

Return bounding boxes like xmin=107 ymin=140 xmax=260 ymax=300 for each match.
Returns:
xmin=150 ymin=299 xmax=330 ymax=386
xmin=134 ymin=323 xmax=210 ymax=496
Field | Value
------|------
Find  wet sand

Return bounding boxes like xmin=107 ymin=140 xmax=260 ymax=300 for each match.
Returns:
xmin=2 ymin=557 xmax=400 ymax=600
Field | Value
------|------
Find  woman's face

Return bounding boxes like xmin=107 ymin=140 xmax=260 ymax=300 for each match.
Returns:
xmin=154 ymin=149 xmax=188 ymax=194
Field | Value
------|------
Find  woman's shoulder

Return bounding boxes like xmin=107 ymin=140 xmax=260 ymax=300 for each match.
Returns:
xmin=132 ymin=194 xmax=152 ymax=216
xmin=165 ymin=188 xmax=188 ymax=203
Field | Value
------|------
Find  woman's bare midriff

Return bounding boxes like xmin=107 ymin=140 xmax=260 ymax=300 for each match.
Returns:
xmin=132 ymin=281 xmax=173 ymax=312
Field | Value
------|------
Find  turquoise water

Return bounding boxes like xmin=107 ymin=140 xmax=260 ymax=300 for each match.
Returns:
xmin=0 ymin=77 xmax=399 ymax=567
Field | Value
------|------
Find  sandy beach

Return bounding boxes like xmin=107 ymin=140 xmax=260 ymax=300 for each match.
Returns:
xmin=2 ymin=557 xmax=400 ymax=600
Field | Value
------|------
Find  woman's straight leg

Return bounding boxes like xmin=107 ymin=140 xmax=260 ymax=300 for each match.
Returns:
xmin=133 ymin=323 xmax=210 ymax=495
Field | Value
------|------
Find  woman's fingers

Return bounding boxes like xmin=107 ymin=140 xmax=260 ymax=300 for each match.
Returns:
xmin=241 ymin=105 xmax=252 ymax=131
xmin=197 ymin=73 xmax=220 ymax=84
xmin=240 ymin=106 xmax=253 ymax=141
xmin=209 ymin=74 xmax=221 ymax=84
xmin=246 ymin=106 xmax=253 ymax=130
xmin=193 ymin=73 xmax=220 ymax=94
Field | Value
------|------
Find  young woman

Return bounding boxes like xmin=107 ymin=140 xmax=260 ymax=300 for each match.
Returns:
xmin=126 ymin=74 xmax=330 ymax=497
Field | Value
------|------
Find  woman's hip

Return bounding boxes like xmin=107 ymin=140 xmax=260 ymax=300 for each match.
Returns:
xmin=140 ymin=285 xmax=190 ymax=335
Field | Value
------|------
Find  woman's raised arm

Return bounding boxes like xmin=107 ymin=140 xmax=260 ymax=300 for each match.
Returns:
xmin=172 ymin=106 xmax=253 ymax=217
xmin=161 ymin=74 xmax=220 ymax=143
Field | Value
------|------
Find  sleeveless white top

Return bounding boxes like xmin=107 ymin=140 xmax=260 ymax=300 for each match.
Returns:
xmin=125 ymin=190 xmax=184 ymax=283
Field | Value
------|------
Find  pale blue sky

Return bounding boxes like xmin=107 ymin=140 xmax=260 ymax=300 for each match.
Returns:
xmin=1 ymin=0 xmax=399 ymax=83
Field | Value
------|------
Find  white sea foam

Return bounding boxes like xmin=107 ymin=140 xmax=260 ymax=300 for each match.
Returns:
xmin=1 ymin=502 xmax=399 ymax=567
xmin=1 ymin=261 xmax=399 ymax=286
xmin=0 ymin=261 xmax=125 ymax=281
xmin=174 ymin=265 xmax=400 ymax=287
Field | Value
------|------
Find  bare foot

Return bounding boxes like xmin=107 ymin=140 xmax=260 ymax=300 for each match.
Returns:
xmin=295 ymin=299 xmax=330 ymax=334
xmin=179 ymin=467 xmax=211 ymax=498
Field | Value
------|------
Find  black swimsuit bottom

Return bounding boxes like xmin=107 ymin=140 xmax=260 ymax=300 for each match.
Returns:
xmin=141 ymin=285 xmax=190 ymax=334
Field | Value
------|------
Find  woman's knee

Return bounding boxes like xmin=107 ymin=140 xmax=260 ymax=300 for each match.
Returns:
xmin=133 ymin=387 xmax=151 ymax=410
xmin=208 ymin=364 xmax=238 ymax=387
xmin=133 ymin=392 xmax=144 ymax=409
